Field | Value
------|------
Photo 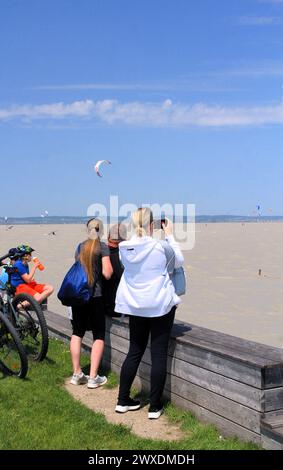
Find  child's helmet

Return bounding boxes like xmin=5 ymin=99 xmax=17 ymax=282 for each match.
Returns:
xmin=17 ymin=245 xmax=35 ymax=257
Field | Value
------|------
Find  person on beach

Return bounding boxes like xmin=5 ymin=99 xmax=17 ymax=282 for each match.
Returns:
xmin=70 ymin=218 xmax=113 ymax=389
xmin=114 ymin=208 xmax=184 ymax=419
xmin=10 ymin=244 xmax=54 ymax=304
xmin=102 ymin=223 xmax=127 ymax=317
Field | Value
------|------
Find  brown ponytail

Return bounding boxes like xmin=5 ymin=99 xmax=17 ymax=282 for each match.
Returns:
xmin=79 ymin=239 xmax=100 ymax=285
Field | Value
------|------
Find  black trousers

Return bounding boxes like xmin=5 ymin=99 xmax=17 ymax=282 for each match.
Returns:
xmin=118 ymin=307 xmax=176 ymax=408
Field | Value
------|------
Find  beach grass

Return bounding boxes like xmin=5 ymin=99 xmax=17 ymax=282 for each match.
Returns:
xmin=0 ymin=338 xmax=260 ymax=450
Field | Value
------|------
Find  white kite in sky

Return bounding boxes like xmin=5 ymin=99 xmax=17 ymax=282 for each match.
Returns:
xmin=94 ymin=160 xmax=111 ymax=177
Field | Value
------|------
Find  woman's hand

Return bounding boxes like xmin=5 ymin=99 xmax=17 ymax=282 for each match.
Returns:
xmin=162 ymin=219 xmax=173 ymax=236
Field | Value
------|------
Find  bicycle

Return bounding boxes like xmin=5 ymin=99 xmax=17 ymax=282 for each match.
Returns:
xmin=0 ymin=295 xmax=28 ymax=379
xmin=0 ymin=254 xmax=49 ymax=361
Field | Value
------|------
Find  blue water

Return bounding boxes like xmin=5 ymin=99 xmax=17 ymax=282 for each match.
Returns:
xmin=1 ymin=215 xmax=283 ymax=225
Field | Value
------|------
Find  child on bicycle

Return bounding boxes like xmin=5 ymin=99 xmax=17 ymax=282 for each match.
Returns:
xmin=10 ymin=245 xmax=54 ymax=304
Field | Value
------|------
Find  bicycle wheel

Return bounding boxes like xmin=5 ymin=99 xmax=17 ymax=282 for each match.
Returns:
xmin=0 ymin=311 xmax=28 ymax=378
xmin=11 ymin=293 xmax=49 ymax=361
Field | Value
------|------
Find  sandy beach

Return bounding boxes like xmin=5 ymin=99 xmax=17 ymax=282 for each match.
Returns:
xmin=1 ymin=222 xmax=283 ymax=348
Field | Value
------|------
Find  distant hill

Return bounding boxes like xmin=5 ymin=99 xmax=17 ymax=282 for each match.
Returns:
xmin=1 ymin=215 xmax=283 ymax=225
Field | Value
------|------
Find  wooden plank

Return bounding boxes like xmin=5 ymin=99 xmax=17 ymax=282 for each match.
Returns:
xmin=264 ymin=387 xmax=283 ymax=412
xmin=103 ymin=345 xmax=126 ymax=369
xmin=97 ymin=314 xmax=283 ymax=365
xmin=262 ymin=409 xmax=283 ymax=421
xmin=264 ymin=365 xmax=283 ymax=389
xmin=107 ymin=324 xmax=283 ymax=388
xmin=174 ymin=322 xmax=283 ymax=363
xmin=107 ymin=318 xmax=129 ymax=339
xmin=113 ymin=351 xmax=263 ymax=411
xmin=47 ymin=322 xmax=72 ymax=342
xmin=165 ymin=375 xmax=261 ymax=432
xmin=108 ymin=318 xmax=271 ymax=368
xmin=261 ymin=415 xmax=283 ymax=430
xmin=171 ymin=340 xmax=263 ymax=388
xmin=105 ymin=333 xmax=130 ymax=355
xmin=173 ymin=335 xmax=271 ymax=367
xmin=48 ymin=311 xmax=265 ymax=376
xmin=109 ymin=316 xmax=283 ymax=364
xmin=46 ymin=310 xmax=70 ymax=330
xmin=170 ymin=357 xmax=263 ymax=411
xmin=105 ymin=331 xmax=263 ymax=389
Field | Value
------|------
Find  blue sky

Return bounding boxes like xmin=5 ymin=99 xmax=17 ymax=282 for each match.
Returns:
xmin=1 ymin=0 xmax=283 ymax=217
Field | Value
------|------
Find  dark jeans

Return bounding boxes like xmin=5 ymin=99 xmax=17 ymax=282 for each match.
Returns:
xmin=118 ymin=307 xmax=176 ymax=408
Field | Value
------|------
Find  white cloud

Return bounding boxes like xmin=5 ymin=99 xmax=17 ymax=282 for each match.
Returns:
xmin=1 ymin=98 xmax=283 ymax=127
xmin=0 ymin=100 xmax=94 ymax=120
xmin=237 ymin=16 xmax=283 ymax=25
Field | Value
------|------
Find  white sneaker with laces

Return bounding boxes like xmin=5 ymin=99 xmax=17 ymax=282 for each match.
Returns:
xmin=70 ymin=372 xmax=89 ymax=385
xmin=87 ymin=375 xmax=108 ymax=389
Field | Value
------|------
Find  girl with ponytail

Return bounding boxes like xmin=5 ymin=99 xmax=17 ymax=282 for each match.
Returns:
xmin=70 ymin=218 xmax=113 ymax=389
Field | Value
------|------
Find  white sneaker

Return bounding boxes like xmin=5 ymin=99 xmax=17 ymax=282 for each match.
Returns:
xmin=70 ymin=372 xmax=89 ymax=385
xmin=87 ymin=375 xmax=108 ymax=389
xmin=115 ymin=398 xmax=141 ymax=413
xmin=148 ymin=406 xmax=164 ymax=419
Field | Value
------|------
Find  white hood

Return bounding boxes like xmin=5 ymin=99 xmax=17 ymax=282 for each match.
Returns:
xmin=115 ymin=235 xmax=181 ymax=317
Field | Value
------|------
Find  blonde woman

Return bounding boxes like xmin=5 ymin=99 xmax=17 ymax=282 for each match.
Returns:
xmin=70 ymin=218 xmax=113 ymax=388
xmin=115 ymin=208 xmax=184 ymax=419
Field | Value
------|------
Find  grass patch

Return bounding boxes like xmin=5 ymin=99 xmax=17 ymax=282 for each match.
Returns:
xmin=0 ymin=338 xmax=261 ymax=450
xmin=103 ymin=370 xmax=119 ymax=389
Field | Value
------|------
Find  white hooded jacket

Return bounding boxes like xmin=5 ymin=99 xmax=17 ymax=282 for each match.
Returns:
xmin=115 ymin=234 xmax=184 ymax=317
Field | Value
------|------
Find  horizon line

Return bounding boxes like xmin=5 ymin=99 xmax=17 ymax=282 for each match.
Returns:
xmin=0 ymin=214 xmax=282 ymax=220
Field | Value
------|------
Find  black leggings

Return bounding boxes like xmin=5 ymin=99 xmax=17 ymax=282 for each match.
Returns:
xmin=71 ymin=296 xmax=105 ymax=341
xmin=118 ymin=307 xmax=176 ymax=408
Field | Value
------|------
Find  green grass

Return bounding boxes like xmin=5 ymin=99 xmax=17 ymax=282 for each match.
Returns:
xmin=0 ymin=338 xmax=261 ymax=450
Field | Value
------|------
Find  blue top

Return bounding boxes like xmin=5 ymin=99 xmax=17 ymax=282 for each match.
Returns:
xmin=10 ymin=260 xmax=29 ymax=287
